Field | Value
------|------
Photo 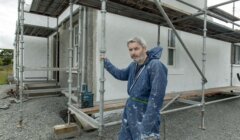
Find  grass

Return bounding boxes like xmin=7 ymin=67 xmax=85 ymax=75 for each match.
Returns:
xmin=0 ymin=65 xmax=13 ymax=85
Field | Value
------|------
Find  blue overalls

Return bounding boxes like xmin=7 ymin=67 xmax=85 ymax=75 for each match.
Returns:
xmin=104 ymin=46 xmax=168 ymax=140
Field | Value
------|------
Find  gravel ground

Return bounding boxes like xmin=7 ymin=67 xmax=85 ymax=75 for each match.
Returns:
xmin=0 ymin=84 xmax=240 ymax=140
xmin=0 ymin=84 xmax=67 ymax=140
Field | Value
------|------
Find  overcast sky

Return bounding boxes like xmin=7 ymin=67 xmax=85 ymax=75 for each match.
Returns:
xmin=0 ymin=0 xmax=239 ymax=50
xmin=0 ymin=1 xmax=18 ymax=50
xmin=0 ymin=0 xmax=32 ymax=50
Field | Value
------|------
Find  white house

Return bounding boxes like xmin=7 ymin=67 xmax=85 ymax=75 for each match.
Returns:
xmin=14 ymin=0 xmax=240 ymax=102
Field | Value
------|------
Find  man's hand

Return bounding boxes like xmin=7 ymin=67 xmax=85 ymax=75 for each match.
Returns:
xmin=100 ymin=54 xmax=107 ymax=61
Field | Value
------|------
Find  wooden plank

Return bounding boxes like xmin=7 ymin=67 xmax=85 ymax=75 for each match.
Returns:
xmin=81 ymin=102 xmax=125 ymax=114
xmin=24 ymin=88 xmax=64 ymax=94
xmin=26 ymin=92 xmax=60 ymax=97
xmin=80 ymin=86 xmax=240 ymax=114
xmin=53 ymin=123 xmax=80 ymax=139
xmin=178 ymin=86 xmax=240 ymax=99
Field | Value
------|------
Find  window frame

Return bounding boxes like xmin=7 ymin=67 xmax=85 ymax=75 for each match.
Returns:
xmin=73 ymin=24 xmax=79 ymax=68
xmin=167 ymin=29 xmax=176 ymax=67
xmin=233 ymin=45 xmax=240 ymax=65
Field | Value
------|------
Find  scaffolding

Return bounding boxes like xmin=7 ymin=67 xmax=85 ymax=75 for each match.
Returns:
xmin=14 ymin=0 xmax=240 ymax=138
xmin=15 ymin=0 xmax=77 ymax=127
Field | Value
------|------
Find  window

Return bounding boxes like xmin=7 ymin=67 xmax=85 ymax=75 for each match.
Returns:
xmin=233 ymin=45 xmax=240 ymax=65
xmin=73 ymin=24 xmax=79 ymax=67
xmin=168 ymin=29 xmax=176 ymax=66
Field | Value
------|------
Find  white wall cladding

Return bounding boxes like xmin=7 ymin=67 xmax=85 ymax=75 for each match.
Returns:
xmin=95 ymin=11 xmax=232 ymax=101
xmin=23 ymin=36 xmax=48 ymax=80
xmin=24 ymin=12 xmax=57 ymax=28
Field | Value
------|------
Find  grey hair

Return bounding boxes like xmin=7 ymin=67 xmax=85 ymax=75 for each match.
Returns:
xmin=127 ymin=37 xmax=147 ymax=48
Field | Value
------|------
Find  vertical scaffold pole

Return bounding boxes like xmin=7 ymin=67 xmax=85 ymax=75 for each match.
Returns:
xmin=99 ymin=0 xmax=107 ymax=137
xmin=47 ymin=17 xmax=49 ymax=81
xmin=230 ymin=2 xmax=235 ymax=86
xmin=80 ymin=6 xmax=87 ymax=107
xmin=77 ymin=6 xmax=84 ymax=107
xmin=16 ymin=0 xmax=21 ymax=96
xmin=18 ymin=0 xmax=25 ymax=128
xmin=67 ymin=0 xmax=73 ymax=124
xmin=201 ymin=0 xmax=208 ymax=130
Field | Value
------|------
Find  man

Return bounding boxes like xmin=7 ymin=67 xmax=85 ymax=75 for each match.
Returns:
xmin=103 ymin=37 xmax=168 ymax=140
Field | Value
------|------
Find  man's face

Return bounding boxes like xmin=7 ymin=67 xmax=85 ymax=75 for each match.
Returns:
xmin=128 ymin=42 xmax=147 ymax=63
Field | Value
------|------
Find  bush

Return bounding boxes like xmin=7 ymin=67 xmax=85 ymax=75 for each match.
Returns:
xmin=0 ymin=65 xmax=13 ymax=85
xmin=0 ymin=58 xmax=3 ymax=66
xmin=0 ymin=49 xmax=13 ymax=66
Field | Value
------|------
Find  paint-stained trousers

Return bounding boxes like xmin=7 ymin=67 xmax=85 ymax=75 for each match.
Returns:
xmin=118 ymin=99 xmax=161 ymax=140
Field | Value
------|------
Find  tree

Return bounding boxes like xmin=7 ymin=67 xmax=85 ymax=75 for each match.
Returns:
xmin=0 ymin=58 xmax=3 ymax=66
xmin=0 ymin=49 xmax=13 ymax=66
